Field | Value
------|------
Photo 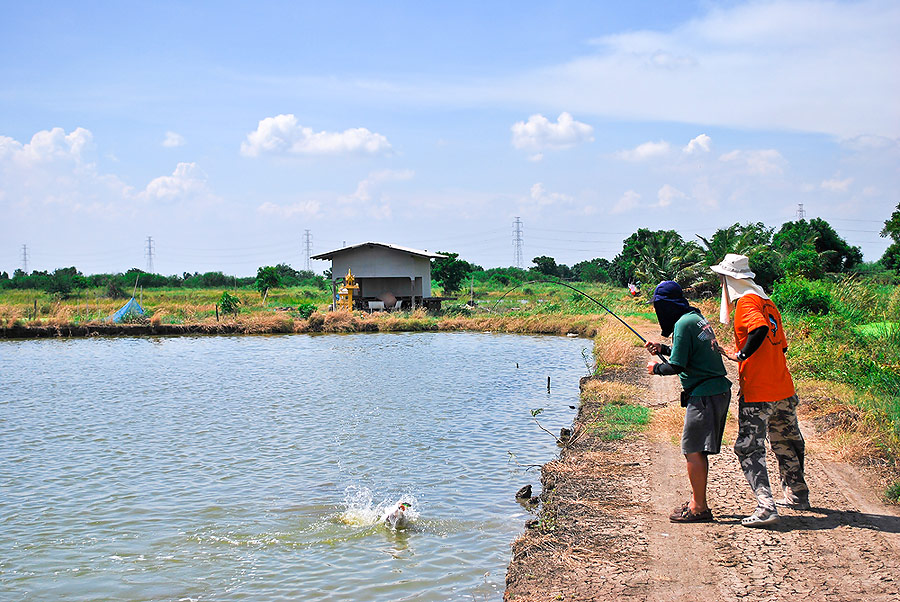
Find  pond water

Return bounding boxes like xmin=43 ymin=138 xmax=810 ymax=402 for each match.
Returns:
xmin=0 ymin=332 xmax=588 ymax=601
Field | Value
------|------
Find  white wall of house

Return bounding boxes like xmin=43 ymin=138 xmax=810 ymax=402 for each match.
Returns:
xmin=330 ymin=246 xmax=433 ymax=298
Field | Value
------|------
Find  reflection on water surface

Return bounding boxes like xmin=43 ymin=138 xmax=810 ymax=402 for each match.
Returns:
xmin=1 ymin=332 xmax=586 ymax=601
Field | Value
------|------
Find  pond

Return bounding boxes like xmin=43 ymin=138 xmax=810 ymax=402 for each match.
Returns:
xmin=0 ymin=332 xmax=588 ymax=601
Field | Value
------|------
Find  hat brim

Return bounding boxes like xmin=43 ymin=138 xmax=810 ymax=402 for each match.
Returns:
xmin=710 ymin=265 xmax=755 ymax=279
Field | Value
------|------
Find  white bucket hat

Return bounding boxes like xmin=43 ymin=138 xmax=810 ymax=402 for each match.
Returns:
xmin=710 ymin=253 xmax=755 ymax=279
xmin=709 ymin=253 xmax=767 ymax=324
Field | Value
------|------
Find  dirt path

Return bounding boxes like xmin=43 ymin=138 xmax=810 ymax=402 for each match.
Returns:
xmin=505 ymin=335 xmax=900 ymax=602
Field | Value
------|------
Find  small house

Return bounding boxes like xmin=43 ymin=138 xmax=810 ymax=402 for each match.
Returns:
xmin=311 ymin=242 xmax=447 ymax=310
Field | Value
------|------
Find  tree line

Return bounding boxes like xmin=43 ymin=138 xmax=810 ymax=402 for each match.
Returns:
xmin=431 ymin=214 xmax=890 ymax=294
xmin=4 ymin=211 xmax=895 ymax=299
xmin=0 ymin=264 xmax=327 ymax=298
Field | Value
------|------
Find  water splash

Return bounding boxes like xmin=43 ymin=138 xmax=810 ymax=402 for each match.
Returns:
xmin=337 ymin=486 xmax=419 ymax=529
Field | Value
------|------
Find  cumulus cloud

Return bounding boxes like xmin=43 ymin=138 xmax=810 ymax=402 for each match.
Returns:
xmin=719 ymin=149 xmax=785 ymax=175
xmin=0 ymin=127 xmax=131 ymax=215
xmin=163 ymin=131 xmax=185 ymax=148
xmin=511 ymin=112 xmax=594 ymax=153
xmin=684 ymin=134 xmax=711 ymax=154
xmin=0 ymin=127 xmax=92 ymax=166
xmin=657 ymin=184 xmax=686 ymax=207
xmin=141 ymin=162 xmax=214 ymax=203
xmin=0 ymin=127 xmax=222 ymax=222
xmin=821 ymin=177 xmax=853 ymax=192
xmin=615 ymin=140 xmax=671 ymax=161
xmin=240 ymin=114 xmax=391 ymax=157
xmin=529 ymin=182 xmax=573 ymax=206
xmin=611 ymin=190 xmax=641 ymax=214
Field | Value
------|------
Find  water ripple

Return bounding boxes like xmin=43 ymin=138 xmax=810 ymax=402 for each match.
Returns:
xmin=0 ymin=332 xmax=588 ymax=601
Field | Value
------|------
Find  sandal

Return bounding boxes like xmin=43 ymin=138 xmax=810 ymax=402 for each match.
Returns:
xmin=741 ymin=507 xmax=779 ymax=527
xmin=669 ymin=501 xmax=713 ymax=523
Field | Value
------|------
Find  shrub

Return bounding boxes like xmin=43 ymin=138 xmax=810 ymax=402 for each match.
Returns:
xmin=105 ymin=279 xmax=126 ymax=299
xmin=772 ymin=277 xmax=831 ymax=315
xmin=783 ymin=247 xmax=825 ymax=280
xmin=297 ymin=302 xmax=317 ymax=319
xmin=441 ymin=303 xmax=472 ymax=317
xmin=887 ymin=481 xmax=900 ymax=504
xmin=219 ymin=291 xmax=241 ymax=317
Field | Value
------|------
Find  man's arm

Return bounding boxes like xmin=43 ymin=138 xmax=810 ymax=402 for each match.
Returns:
xmin=652 ymin=361 xmax=683 ymax=376
xmin=721 ymin=326 xmax=768 ymax=362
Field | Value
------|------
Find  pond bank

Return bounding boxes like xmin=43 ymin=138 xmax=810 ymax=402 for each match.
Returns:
xmin=0 ymin=310 xmax=613 ymax=339
xmin=503 ymin=327 xmax=900 ymax=602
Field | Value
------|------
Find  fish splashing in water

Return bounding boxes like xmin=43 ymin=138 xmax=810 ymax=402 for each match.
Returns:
xmin=337 ymin=487 xmax=418 ymax=529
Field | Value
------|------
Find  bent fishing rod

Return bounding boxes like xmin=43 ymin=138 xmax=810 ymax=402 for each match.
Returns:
xmin=489 ymin=279 xmax=669 ymax=362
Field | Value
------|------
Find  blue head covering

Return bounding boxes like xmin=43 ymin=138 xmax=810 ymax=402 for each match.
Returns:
xmin=651 ymin=281 xmax=692 ymax=337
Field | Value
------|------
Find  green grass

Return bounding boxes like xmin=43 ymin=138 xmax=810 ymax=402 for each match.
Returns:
xmin=779 ymin=277 xmax=900 ymax=471
xmin=587 ymin=404 xmax=651 ymax=440
xmin=887 ymin=481 xmax=900 ymax=504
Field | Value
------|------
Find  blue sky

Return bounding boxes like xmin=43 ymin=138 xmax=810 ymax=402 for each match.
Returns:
xmin=1 ymin=0 xmax=898 ymax=276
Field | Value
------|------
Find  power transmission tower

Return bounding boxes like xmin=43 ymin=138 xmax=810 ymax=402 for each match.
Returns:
xmin=512 ymin=217 xmax=524 ymax=269
xmin=796 ymin=203 xmax=806 ymax=220
xmin=145 ymin=236 xmax=155 ymax=273
xmin=303 ymin=230 xmax=313 ymax=271
xmin=21 ymin=244 xmax=28 ymax=273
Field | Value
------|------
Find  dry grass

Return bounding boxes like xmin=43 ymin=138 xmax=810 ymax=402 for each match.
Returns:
xmin=580 ymin=379 xmax=644 ymax=405
xmin=796 ymin=379 xmax=896 ymax=466
xmin=592 ymin=317 xmax=642 ymax=369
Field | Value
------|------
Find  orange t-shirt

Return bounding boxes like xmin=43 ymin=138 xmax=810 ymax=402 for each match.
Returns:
xmin=733 ymin=294 xmax=795 ymax=403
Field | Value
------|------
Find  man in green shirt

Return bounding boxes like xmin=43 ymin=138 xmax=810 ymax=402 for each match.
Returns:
xmin=645 ymin=281 xmax=732 ymax=523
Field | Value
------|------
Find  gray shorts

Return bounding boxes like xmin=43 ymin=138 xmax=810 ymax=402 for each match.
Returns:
xmin=681 ymin=390 xmax=732 ymax=455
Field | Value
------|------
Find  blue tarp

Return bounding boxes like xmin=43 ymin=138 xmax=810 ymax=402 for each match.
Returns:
xmin=109 ymin=297 xmax=145 ymax=323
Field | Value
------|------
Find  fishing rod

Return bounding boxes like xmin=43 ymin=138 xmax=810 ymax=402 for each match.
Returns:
xmin=489 ymin=279 xmax=669 ymax=362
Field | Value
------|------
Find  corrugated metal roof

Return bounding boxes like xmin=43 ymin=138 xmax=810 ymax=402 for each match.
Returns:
xmin=310 ymin=242 xmax=446 ymax=260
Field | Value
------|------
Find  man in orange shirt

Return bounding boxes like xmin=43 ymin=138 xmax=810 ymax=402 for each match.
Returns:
xmin=711 ymin=254 xmax=810 ymax=527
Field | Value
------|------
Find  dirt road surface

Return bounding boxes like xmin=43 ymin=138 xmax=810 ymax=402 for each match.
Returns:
xmin=505 ymin=333 xmax=900 ymax=602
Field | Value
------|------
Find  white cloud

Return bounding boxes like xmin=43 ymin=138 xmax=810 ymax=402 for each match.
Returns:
xmin=657 ymin=184 xmax=686 ymax=207
xmin=241 ymin=114 xmax=392 ymax=157
xmin=344 ymin=169 xmax=414 ymax=203
xmin=529 ymin=182 xmax=573 ymax=206
xmin=257 ymin=200 xmax=321 ymax=219
xmin=615 ymin=140 xmax=671 ymax=161
xmin=719 ymin=149 xmax=785 ymax=175
xmin=0 ymin=128 xmax=223 ymax=223
xmin=821 ymin=177 xmax=853 ymax=192
xmin=683 ymin=134 xmax=711 ymax=154
xmin=511 ymin=112 xmax=593 ymax=152
xmin=611 ymin=190 xmax=641 ymax=214
xmin=0 ymin=127 xmax=92 ymax=166
xmin=503 ymin=0 xmax=900 ymax=139
xmin=142 ymin=163 xmax=212 ymax=203
xmin=0 ymin=127 xmax=131 ymax=215
xmin=162 ymin=131 xmax=185 ymax=148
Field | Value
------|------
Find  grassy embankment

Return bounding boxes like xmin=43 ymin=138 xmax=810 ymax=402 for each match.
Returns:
xmin=1 ymin=278 xmax=898 ymax=499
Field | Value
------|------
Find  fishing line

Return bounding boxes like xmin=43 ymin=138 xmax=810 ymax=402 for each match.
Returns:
xmin=489 ymin=279 xmax=669 ymax=363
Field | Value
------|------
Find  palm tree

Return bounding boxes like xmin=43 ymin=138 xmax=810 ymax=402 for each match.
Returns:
xmin=633 ymin=231 xmax=704 ymax=289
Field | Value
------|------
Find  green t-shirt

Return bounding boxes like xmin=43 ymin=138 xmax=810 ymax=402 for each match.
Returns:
xmin=669 ymin=310 xmax=731 ymax=397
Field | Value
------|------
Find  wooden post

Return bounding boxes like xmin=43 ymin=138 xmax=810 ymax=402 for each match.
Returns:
xmin=547 ymin=376 xmax=551 ymax=392
xmin=216 ymin=304 xmax=219 ymax=322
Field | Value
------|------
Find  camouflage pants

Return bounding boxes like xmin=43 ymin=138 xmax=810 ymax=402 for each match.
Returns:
xmin=734 ymin=395 xmax=809 ymax=511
